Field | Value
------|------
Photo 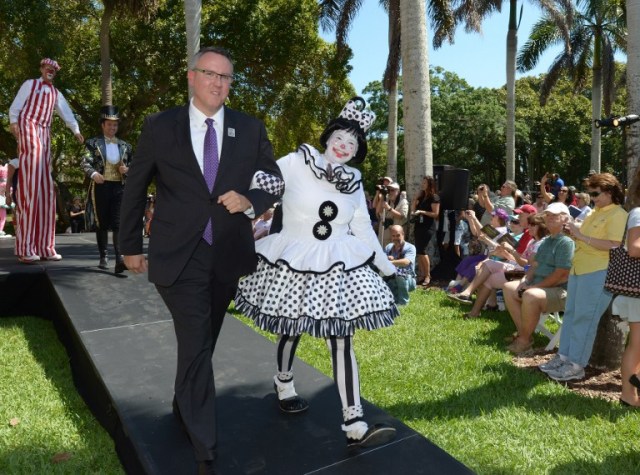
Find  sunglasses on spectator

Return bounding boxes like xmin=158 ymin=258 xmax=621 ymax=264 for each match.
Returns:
xmin=589 ymin=191 xmax=602 ymax=197
xmin=559 ymin=188 xmax=568 ymax=192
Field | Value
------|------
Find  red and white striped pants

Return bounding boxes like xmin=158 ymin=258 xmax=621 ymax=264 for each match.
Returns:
xmin=15 ymin=119 xmax=57 ymax=258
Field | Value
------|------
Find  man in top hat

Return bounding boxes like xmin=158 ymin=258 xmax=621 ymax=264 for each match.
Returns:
xmin=9 ymin=58 xmax=84 ymax=263
xmin=81 ymin=106 xmax=133 ymax=273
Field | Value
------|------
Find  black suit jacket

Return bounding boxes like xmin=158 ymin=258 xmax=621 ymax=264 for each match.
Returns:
xmin=81 ymin=136 xmax=134 ymax=183
xmin=119 ymin=105 xmax=282 ymax=286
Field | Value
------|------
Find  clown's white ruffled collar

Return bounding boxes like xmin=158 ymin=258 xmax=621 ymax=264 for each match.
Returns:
xmin=298 ymin=144 xmax=361 ymax=195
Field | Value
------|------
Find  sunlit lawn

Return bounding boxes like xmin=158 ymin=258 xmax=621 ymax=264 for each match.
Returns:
xmin=234 ymin=289 xmax=640 ymax=475
xmin=0 ymin=317 xmax=123 ymax=474
xmin=3 ymin=286 xmax=640 ymax=474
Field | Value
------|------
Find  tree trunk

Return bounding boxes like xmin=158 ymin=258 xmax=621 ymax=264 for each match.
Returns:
xmin=590 ymin=70 xmax=603 ymax=172
xmin=100 ymin=3 xmax=114 ymax=106
xmin=184 ymin=0 xmax=202 ymax=98
xmin=588 ymin=307 xmax=627 ymax=371
xmin=626 ymin=0 xmax=640 ymax=190
xmin=505 ymin=0 xmax=517 ymax=182
xmin=400 ymin=0 xmax=432 ymax=203
xmin=387 ymin=84 xmax=398 ymax=181
xmin=590 ymin=33 xmax=603 ymax=172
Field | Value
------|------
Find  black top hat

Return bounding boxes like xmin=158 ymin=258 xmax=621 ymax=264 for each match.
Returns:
xmin=100 ymin=105 xmax=120 ymax=121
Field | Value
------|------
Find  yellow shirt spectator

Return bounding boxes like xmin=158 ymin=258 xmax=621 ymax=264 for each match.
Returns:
xmin=572 ymin=203 xmax=627 ymax=275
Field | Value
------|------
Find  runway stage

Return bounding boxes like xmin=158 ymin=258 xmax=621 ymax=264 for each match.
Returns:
xmin=0 ymin=233 xmax=472 ymax=474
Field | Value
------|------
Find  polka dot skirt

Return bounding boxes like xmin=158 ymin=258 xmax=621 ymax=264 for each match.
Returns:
xmin=235 ymin=255 xmax=399 ymax=337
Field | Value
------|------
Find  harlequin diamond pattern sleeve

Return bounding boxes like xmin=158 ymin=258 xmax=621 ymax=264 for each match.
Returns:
xmin=250 ymin=171 xmax=284 ymax=196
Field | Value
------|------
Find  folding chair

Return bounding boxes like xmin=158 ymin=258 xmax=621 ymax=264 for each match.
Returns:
xmin=536 ymin=312 xmax=563 ymax=351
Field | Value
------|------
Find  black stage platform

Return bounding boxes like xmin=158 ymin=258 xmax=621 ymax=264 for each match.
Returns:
xmin=0 ymin=234 xmax=472 ymax=475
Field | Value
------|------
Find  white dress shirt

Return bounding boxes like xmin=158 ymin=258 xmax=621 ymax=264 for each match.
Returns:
xmin=105 ymin=140 xmax=120 ymax=164
xmin=188 ymin=98 xmax=224 ymax=174
xmin=9 ymin=78 xmax=80 ymax=134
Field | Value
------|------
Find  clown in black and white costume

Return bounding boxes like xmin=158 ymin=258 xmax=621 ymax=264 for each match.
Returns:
xmin=235 ymin=97 xmax=399 ymax=448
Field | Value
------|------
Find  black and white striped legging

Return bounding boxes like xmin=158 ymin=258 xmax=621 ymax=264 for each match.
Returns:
xmin=276 ymin=334 xmax=362 ymax=421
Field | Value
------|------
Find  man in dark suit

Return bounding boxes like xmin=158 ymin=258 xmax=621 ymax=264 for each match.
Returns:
xmin=119 ymin=46 xmax=283 ymax=474
xmin=81 ymin=105 xmax=133 ymax=273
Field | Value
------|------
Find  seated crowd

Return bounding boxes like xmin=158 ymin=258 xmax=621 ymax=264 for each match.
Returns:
xmin=374 ymin=170 xmax=640 ymax=406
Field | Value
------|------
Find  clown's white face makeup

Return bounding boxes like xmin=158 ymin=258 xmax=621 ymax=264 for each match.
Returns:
xmin=325 ymin=130 xmax=358 ymax=165
xmin=40 ymin=66 xmax=57 ymax=83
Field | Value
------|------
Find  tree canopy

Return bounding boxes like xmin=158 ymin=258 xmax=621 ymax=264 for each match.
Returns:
xmin=0 ymin=0 xmax=630 ymax=200
xmin=358 ymin=65 xmax=626 ymax=195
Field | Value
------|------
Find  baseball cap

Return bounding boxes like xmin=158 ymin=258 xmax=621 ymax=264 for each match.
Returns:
xmin=514 ymin=204 xmax=536 ymax=215
xmin=545 ymin=202 xmax=570 ymax=215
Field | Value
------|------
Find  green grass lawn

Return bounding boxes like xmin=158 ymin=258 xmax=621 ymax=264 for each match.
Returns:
xmin=233 ymin=290 xmax=640 ymax=475
xmin=3 ymin=288 xmax=640 ymax=474
xmin=0 ymin=317 xmax=122 ymax=474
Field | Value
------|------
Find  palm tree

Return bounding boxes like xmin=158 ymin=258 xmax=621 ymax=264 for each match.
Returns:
xmin=505 ymin=0 xmax=518 ymax=182
xmin=626 ymin=0 xmax=640 ymax=192
xmin=399 ymin=0 xmax=432 ymax=198
xmin=517 ymin=0 xmax=626 ymax=173
xmin=99 ymin=0 xmax=160 ymax=106
xmin=319 ymin=0 xmax=403 ymax=181
xmin=384 ymin=0 xmax=400 ymax=181
xmin=184 ymin=0 xmax=201 ymax=98
xmin=319 ymin=0 xmax=497 ymax=195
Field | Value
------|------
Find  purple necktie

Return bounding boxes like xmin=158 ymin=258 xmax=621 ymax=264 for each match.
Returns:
xmin=203 ymin=118 xmax=219 ymax=244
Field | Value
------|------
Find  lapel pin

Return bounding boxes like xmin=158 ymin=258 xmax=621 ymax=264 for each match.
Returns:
xmin=228 ymin=128 xmax=235 ymax=138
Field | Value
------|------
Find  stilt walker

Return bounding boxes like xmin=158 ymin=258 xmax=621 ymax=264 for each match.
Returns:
xmin=9 ymin=58 xmax=84 ymax=263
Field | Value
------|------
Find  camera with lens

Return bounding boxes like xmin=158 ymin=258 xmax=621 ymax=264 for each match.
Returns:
xmin=375 ymin=177 xmax=389 ymax=196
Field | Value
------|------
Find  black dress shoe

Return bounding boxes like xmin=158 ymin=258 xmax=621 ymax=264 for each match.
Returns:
xmin=278 ymin=395 xmax=309 ymax=413
xmin=198 ymin=460 xmax=216 ymax=475
xmin=273 ymin=382 xmax=309 ymax=413
xmin=346 ymin=423 xmax=396 ymax=449
xmin=114 ymin=260 xmax=127 ymax=274
xmin=98 ymin=257 xmax=108 ymax=269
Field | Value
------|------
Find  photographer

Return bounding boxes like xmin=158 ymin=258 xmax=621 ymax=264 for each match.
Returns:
xmin=376 ymin=182 xmax=408 ymax=246
xmin=371 ymin=176 xmax=392 ymax=216
xmin=384 ymin=225 xmax=417 ymax=305
xmin=478 ymin=181 xmax=517 ymax=225
xmin=540 ymin=173 xmax=574 ymax=206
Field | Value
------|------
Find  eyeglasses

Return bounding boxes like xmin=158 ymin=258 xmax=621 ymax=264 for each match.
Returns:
xmin=589 ymin=191 xmax=602 ymax=197
xmin=559 ymin=188 xmax=568 ymax=192
xmin=192 ymin=68 xmax=234 ymax=84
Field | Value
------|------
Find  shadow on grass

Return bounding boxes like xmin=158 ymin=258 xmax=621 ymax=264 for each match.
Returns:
xmin=549 ymin=450 xmax=640 ymax=475
xmin=0 ymin=316 xmax=122 ymax=473
xmin=387 ymin=303 xmax=633 ymax=423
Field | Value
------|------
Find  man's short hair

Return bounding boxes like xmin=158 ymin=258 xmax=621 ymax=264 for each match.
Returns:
xmin=388 ymin=224 xmax=405 ymax=235
xmin=189 ymin=46 xmax=234 ymax=70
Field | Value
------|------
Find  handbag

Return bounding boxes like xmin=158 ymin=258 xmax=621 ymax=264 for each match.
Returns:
xmin=604 ymin=215 xmax=640 ymax=298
